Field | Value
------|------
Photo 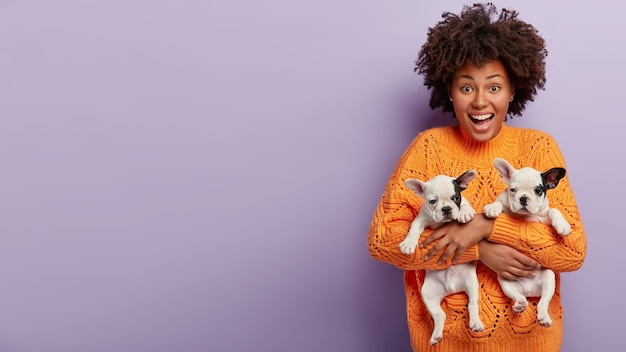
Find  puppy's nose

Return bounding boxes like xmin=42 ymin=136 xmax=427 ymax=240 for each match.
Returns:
xmin=520 ymin=196 xmax=528 ymax=206
xmin=442 ymin=206 xmax=452 ymax=215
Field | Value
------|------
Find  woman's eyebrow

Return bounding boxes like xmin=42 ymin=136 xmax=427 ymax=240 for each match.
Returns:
xmin=456 ymin=73 xmax=504 ymax=81
xmin=457 ymin=73 xmax=504 ymax=81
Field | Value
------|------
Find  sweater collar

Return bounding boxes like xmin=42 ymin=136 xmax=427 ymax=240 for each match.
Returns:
xmin=454 ymin=123 xmax=519 ymax=162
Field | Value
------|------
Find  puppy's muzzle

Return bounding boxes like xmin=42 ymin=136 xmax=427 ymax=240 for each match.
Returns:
xmin=441 ymin=206 xmax=454 ymax=220
xmin=520 ymin=196 xmax=528 ymax=207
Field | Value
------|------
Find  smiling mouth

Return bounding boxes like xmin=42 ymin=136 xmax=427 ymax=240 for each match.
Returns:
xmin=470 ymin=114 xmax=494 ymax=123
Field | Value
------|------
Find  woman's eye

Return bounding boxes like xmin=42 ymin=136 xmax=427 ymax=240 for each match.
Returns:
xmin=461 ymin=86 xmax=472 ymax=93
xmin=490 ymin=85 xmax=501 ymax=92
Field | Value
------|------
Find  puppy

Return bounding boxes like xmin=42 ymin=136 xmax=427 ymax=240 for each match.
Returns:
xmin=401 ymin=170 xmax=484 ymax=345
xmin=483 ymin=158 xmax=571 ymax=327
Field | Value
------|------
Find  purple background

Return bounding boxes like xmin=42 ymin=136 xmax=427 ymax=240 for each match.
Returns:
xmin=0 ymin=1 xmax=614 ymax=351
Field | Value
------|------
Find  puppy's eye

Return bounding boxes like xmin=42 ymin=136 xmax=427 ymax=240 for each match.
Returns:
xmin=429 ymin=199 xmax=437 ymax=205
xmin=509 ymin=188 xmax=516 ymax=193
xmin=451 ymin=195 xmax=460 ymax=203
xmin=534 ymin=188 xmax=543 ymax=196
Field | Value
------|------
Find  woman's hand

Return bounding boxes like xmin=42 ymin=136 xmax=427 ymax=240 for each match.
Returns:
xmin=421 ymin=213 xmax=494 ymax=265
xmin=478 ymin=240 xmax=541 ymax=280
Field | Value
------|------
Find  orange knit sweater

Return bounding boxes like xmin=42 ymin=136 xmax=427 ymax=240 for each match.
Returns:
xmin=368 ymin=124 xmax=586 ymax=352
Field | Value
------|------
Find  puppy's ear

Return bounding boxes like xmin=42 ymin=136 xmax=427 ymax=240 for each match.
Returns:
xmin=493 ymin=158 xmax=516 ymax=184
xmin=456 ymin=170 xmax=477 ymax=191
xmin=404 ymin=179 xmax=428 ymax=197
xmin=542 ymin=167 xmax=566 ymax=190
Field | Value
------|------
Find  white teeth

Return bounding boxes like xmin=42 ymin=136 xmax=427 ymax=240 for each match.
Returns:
xmin=471 ymin=114 xmax=492 ymax=121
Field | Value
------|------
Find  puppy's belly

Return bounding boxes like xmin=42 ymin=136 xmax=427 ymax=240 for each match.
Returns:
xmin=502 ymin=275 xmax=543 ymax=297
xmin=428 ymin=263 xmax=476 ymax=293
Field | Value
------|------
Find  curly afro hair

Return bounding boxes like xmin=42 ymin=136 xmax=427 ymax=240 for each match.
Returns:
xmin=415 ymin=3 xmax=547 ymax=118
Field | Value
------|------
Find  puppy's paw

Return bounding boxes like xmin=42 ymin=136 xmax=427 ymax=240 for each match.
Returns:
xmin=512 ymin=300 xmax=528 ymax=313
xmin=483 ymin=203 xmax=502 ymax=218
xmin=537 ymin=313 xmax=553 ymax=328
xmin=399 ymin=238 xmax=418 ymax=255
xmin=553 ymin=220 xmax=572 ymax=236
xmin=429 ymin=334 xmax=443 ymax=346
xmin=458 ymin=207 xmax=476 ymax=223
xmin=469 ymin=319 xmax=484 ymax=332
xmin=549 ymin=209 xmax=571 ymax=236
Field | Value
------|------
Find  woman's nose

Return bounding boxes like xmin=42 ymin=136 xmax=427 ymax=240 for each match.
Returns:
xmin=471 ymin=91 xmax=488 ymax=108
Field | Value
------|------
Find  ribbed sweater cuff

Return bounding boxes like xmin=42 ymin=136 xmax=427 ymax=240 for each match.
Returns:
xmin=488 ymin=215 xmax=525 ymax=247
xmin=458 ymin=243 xmax=479 ymax=263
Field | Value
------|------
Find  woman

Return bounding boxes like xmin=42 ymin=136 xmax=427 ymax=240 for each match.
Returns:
xmin=368 ymin=4 xmax=587 ymax=351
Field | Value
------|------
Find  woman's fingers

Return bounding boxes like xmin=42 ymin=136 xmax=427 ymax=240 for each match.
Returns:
xmin=423 ymin=241 xmax=445 ymax=261
xmin=478 ymin=240 xmax=544 ymax=279
xmin=514 ymin=253 xmax=541 ymax=270
xmin=419 ymin=230 xmax=444 ymax=249
xmin=421 ymin=231 xmax=446 ymax=260
xmin=435 ymin=244 xmax=457 ymax=265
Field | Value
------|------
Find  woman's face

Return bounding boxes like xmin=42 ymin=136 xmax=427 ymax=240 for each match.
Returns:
xmin=449 ymin=60 xmax=514 ymax=142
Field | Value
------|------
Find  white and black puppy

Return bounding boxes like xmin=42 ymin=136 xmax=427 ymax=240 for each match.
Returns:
xmin=401 ymin=170 xmax=484 ymax=346
xmin=483 ymin=157 xmax=571 ymax=327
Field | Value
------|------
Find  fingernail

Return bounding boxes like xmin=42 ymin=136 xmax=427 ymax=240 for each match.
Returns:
xmin=424 ymin=256 xmax=429 ymax=260
xmin=419 ymin=244 xmax=423 ymax=248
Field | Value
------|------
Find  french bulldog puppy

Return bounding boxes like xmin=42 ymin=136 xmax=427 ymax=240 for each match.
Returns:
xmin=483 ymin=157 xmax=571 ymax=327
xmin=401 ymin=170 xmax=484 ymax=345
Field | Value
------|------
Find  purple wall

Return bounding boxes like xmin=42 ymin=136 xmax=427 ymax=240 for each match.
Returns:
xmin=0 ymin=1 xmax=615 ymax=351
